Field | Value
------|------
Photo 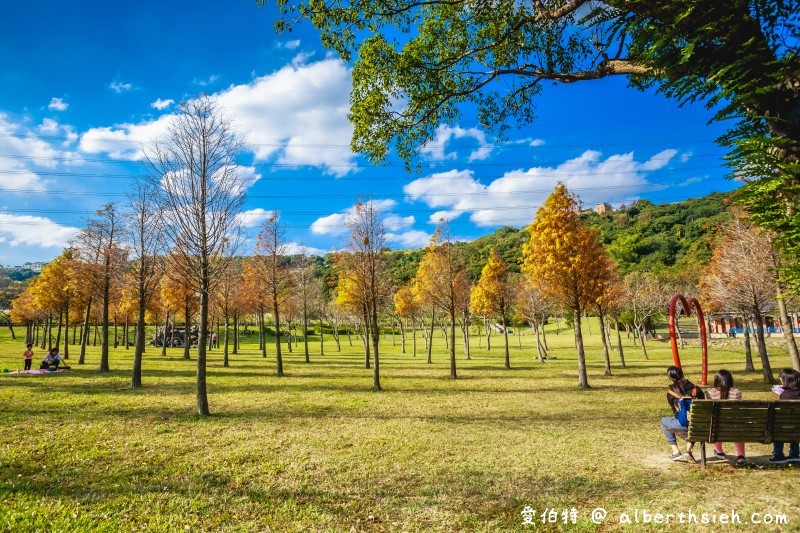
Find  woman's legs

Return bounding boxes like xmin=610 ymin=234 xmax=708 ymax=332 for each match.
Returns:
xmin=661 ymin=417 xmax=688 ymax=455
xmin=734 ymin=442 xmax=745 ymax=457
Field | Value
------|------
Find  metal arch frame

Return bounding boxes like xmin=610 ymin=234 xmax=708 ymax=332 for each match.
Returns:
xmin=668 ymin=293 xmax=709 ymax=386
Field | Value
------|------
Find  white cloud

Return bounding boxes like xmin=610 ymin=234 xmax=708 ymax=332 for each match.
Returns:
xmin=232 ymin=165 xmax=262 ymax=187
xmin=639 ymin=149 xmax=678 ymax=171
xmin=384 ymin=214 xmax=415 ymax=231
xmin=38 ymin=118 xmax=78 ymax=146
xmin=310 ymin=199 xmax=398 ymax=236
xmin=507 ymin=137 xmax=545 ymax=147
xmin=284 ymin=242 xmax=328 ymax=256
xmin=0 ymin=113 xmax=71 ymax=190
xmin=0 ymin=214 xmax=79 ymax=247
xmin=48 ymin=97 xmax=68 ymax=111
xmin=151 ymin=98 xmax=174 ymax=111
xmin=428 ymin=210 xmax=464 ymax=224
xmin=236 ymin=208 xmax=276 ymax=228
xmin=109 ymin=81 xmax=133 ymax=93
xmin=404 ymin=149 xmax=677 ymax=227
xmin=386 ymin=230 xmax=431 ymax=249
xmin=80 ymin=58 xmax=357 ymax=176
xmin=193 ymin=74 xmax=219 ymax=87
xmin=420 ymin=125 xmax=494 ymax=162
xmin=277 ymin=40 xmax=301 ymax=50
xmin=79 ymin=114 xmax=173 ymax=160
xmin=680 ymin=151 xmax=693 ymax=163
xmin=217 ymin=57 xmax=356 ymax=175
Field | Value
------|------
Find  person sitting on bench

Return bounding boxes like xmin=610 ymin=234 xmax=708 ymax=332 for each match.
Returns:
xmin=704 ymin=369 xmax=746 ymax=466
xmin=771 ymin=369 xmax=800 ymax=464
xmin=661 ymin=365 xmax=704 ymax=463
xmin=40 ymin=348 xmax=63 ymax=370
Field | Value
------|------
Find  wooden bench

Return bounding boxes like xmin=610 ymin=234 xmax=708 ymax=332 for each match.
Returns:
xmin=678 ymin=400 xmax=800 ymax=467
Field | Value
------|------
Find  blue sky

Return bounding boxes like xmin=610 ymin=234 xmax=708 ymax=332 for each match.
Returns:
xmin=0 ymin=1 xmax=737 ymax=267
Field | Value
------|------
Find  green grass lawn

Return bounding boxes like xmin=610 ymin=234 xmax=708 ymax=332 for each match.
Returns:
xmin=1 ymin=321 xmax=798 ymax=532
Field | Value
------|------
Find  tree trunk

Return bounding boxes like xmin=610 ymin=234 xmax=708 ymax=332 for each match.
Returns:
xmin=196 ymin=285 xmax=210 ymax=417
xmin=449 ymin=307 xmax=457 ymax=379
xmin=319 ymin=317 xmax=324 ymax=356
xmin=233 ymin=312 xmax=239 ymax=355
xmin=412 ymin=318 xmax=417 ymax=357
xmin=484 ymin=315 xmax=491 ymax=350
xmin=42 ymin=313 xmax=49 ymax=350
xmin=541 ymin=322 xmax=548 ymax=350
xmin=132 ymin=276 xmax=147 ymax=389
xmin=62 ymin=303 xmax=69 ymax=359
xmin=55 ymin=311 xmax=63 ymax=352
xmin=776 ymin=285 xmax=800 ymax=371
xmin=534 ymin=323 xmax=545 ymax=363
xmin=223 ymin=312 xmax=230 ymax=368
xmin=637 ymin=323 xmax=649 ymax=359
xmin=614 ymin=319 xmax=626 ymax=368
xmin=501 ymin=310 xmax=510 ymax=370
xmin=752 ymin=306 xmax=775 ymax=383
xmin=260 ymin=306 xmax=267 ymax=358
xmin=257 ymin=310 xmax=263 ymax=351
xmin=362 ymin=309 xmax=371 ymax=369
xmin=574 ymin=306 xmax=589 ymax=389
xmin=100 ymin=256 xmax=111 ymax=373
xmin=598 ymin=311 xmax=611 ymax=376
xmin=183 ymin=301 xmax=191 ymax=360
xmin=427 ymin=310 xmax=435 ymax=364
xmin=79 ymin=298 xmax=92 ymax=365
xmin=161 ymin=311 xmax=169 ymax=356
xmin=400 ymin=318 xmax=406 ymax=353
xmin=273 ymin=291 xmax=284 ymax=377
xmin=371 ymin=303 xmax=381 ymax=392
xmin=463 ymin=318 xmax=471 ymax=359
xmin=303 ymin=306 xmax=310 ymax=363
xmin=742 ymin=316 xmax=755 ymax=371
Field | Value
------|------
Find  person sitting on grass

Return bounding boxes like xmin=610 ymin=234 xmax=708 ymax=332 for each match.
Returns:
xmin=704 ymin=369 xmax=746 ymax=466
xmin=661 ymin=365 xmax=704 ymax=463
xmin=40 ymin=348 xmax=63 ymax=370
xmin=770 ymin=368 xmax=800 ymax=464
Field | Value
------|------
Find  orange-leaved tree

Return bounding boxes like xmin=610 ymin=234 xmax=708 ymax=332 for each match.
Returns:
xmin=414 ymin=222 xmax=470 ymax=379
xmin=470 ymin=247 xmax=513 ymax=369
xmin=521 ymin=184 xmax=611 ymax=389
xmin=394 ymin=282 xmax=421 ymax=357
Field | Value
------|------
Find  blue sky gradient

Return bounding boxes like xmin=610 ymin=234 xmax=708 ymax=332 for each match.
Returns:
xmin=0 ymin=1 xmax=737 ymax=266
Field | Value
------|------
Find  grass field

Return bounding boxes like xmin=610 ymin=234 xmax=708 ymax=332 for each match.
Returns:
xmin=1 ymin=321 xmax=799 ymax=532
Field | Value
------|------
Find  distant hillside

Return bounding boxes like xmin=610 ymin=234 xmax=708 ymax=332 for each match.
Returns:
xmin=384 ymin=191 xmax=733 ymax=284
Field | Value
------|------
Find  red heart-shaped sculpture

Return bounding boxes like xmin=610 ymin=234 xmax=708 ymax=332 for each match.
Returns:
xmin=668 ymin=294 xmax=709 ymax=386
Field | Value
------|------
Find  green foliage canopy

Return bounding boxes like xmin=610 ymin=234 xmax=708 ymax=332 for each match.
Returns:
xmin=270 ymin=0 xmax=800 ymax=282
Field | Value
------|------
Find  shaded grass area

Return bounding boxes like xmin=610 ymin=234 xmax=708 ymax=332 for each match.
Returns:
xmin=1 ymin=321 xmax=799 ymax=531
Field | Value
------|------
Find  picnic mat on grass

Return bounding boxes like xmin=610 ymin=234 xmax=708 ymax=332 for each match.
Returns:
xmin=4 ymin=369 xmax=69 ymax=376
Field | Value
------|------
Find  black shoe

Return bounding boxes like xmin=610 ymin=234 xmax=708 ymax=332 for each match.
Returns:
xmin=735 ymin=456 xmax=746 ymax=466
xmin=713 ymin=450 xmax=725 ymax=459
xmin=769 ymin=454 xmax=788 ymax=465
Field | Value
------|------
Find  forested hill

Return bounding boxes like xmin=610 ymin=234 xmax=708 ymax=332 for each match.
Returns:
xmin=386 ymin=191 xmax=734 ymax=283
